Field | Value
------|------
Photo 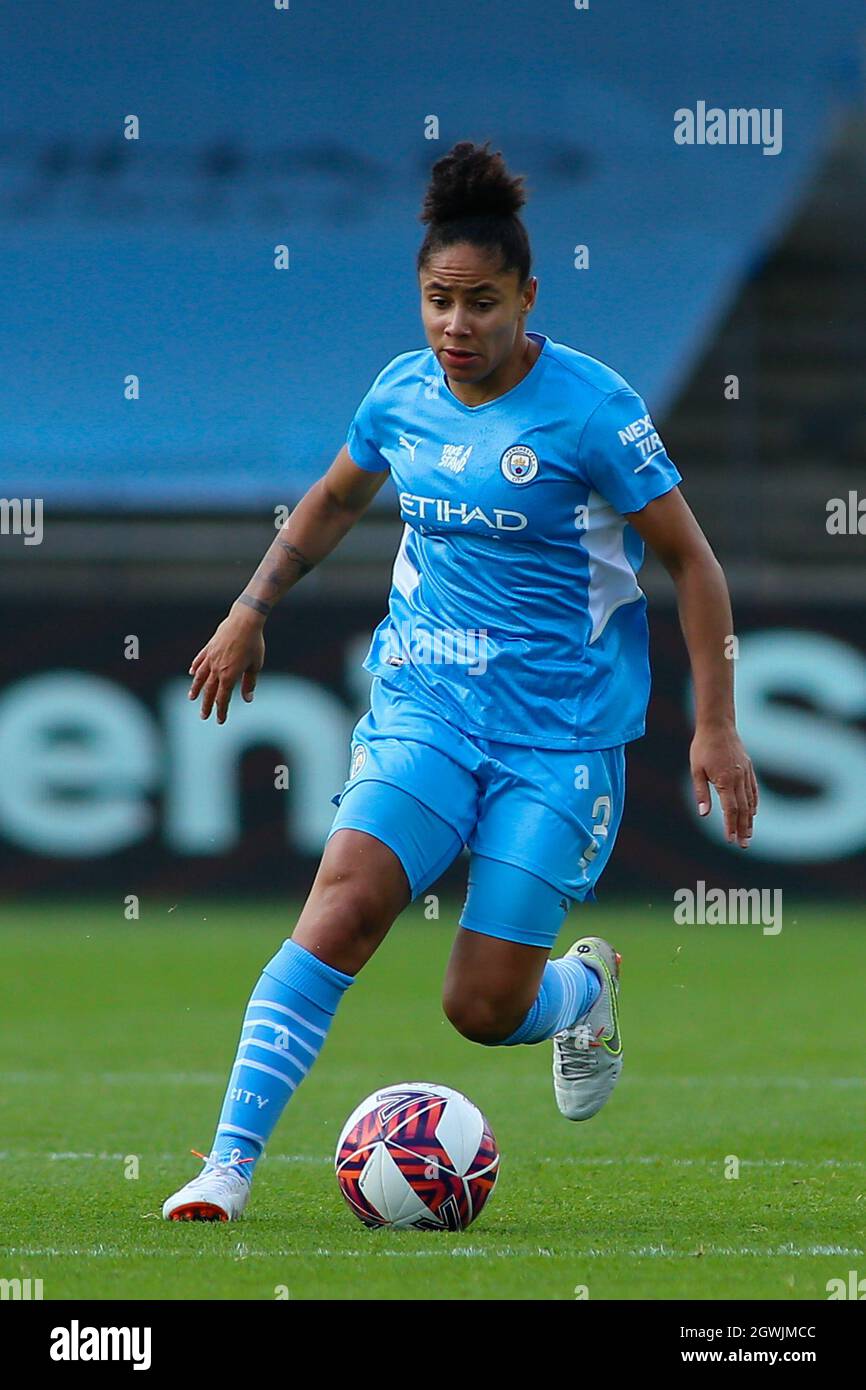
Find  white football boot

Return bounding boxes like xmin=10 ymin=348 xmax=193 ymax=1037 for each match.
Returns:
xmin=553 ymin=936 xmax=623 ymax=1121
xmin=162 ymin=1148 xmax=254 ymax=1222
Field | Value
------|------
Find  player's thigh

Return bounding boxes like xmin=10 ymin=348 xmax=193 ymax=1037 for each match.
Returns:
xmin=442 ymin=856 xmax=569 ymax=1041
xmin=328 ymin=678 xmax=481 ymax=877
xmin=295 ymin=781 xmax=464 ymax=974
xmin=293 ymin=824 xmax=411 ymax=972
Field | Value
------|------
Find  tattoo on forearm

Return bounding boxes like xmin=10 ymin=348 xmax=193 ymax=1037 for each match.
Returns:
xmin=237 ymin=594 xmax=271 ymax=617
xmin=238 ymin=535 xmax=316 ymax=617
xmin=276 ymin=539 xmax=314 ymax=575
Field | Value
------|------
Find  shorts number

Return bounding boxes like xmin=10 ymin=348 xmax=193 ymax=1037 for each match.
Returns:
xmin=579 ymin=796 xmax=612 ymax=872
xmin=591 ymin=796 xmax=611 ymax=839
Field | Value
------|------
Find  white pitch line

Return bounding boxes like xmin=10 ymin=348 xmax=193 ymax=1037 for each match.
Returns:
xmin=1 ymin=1070 xmax=864 ymax=1089
xmin=625 ymin=1076 xmax=866 ymax=1090
xmin=0 ymin=1072 xmax=225 ymax=1086
xmin=0 ymin=1152 xmax=862 ymax=1169
xmin=0 ymin=1151 xmax=332 ymax=1164
xmin=0 ymin=1244 xmax=861 ymax=1260
xmin=539 ymin=1156 xmax=866 ymax=1169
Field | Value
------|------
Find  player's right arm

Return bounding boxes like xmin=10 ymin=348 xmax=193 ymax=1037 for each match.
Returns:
xmin=189 ymin=445 xmax=390 ymax=723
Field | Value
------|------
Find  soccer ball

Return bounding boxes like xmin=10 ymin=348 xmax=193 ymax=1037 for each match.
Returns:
xmin=335 ymin=1081 xmax=500 ymax=1231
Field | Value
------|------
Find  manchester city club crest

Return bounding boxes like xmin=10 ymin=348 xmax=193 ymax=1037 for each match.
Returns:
xmin=349 ymin=743 xmax=367 ymax=778
xmin=500 ymin=444 xmax=539 ymax=485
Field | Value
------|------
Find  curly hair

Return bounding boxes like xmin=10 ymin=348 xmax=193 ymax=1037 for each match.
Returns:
xmin=417 ymin=140 xmax=532 ymax=286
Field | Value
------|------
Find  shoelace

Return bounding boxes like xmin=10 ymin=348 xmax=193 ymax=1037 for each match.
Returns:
xmin=190 ymin=1147 xmax=254 ymax=1187
xmin=554 ymin=1023 xmax=606 ymax=1080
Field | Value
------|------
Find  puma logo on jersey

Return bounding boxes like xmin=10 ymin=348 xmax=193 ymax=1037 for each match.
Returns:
xmin=399 ymin=435 xmax=422 ymax=462
xmin=437 ymin=444 xmax=473 ymax=475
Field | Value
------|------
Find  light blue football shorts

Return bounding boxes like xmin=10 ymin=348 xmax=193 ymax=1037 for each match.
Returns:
xmin=327 ymin=676 xmax=626 ymax=951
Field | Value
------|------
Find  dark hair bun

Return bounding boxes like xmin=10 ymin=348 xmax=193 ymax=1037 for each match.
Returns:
xmin=420 ymin=140 xmax=527 ymax=225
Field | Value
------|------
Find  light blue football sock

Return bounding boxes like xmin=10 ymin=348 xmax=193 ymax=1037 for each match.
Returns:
xmin=207 ymin=938 xmax=354 ymax=1179
xmin=495 ymin=956 xmax=601 ymax=1046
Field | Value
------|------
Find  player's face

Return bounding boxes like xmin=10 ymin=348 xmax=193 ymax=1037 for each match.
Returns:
xmin=419 ymin=243 xmax=536 ymax=384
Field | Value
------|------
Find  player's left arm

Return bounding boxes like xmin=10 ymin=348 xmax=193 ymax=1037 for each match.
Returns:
xmin=625 ymin=486 xmax=758 ymax=849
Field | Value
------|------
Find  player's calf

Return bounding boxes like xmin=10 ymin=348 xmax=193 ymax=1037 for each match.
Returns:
xmin=162 ymin=830 xmax=409 ymax=1222
xmin=442 ymin=926 xmax=602 ymax=1049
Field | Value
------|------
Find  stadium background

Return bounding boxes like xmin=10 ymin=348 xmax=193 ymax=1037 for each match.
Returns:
xmin=1 ymin=0 xmax=863 ymax=901
xmin=1 ymin=0 xmax=865 ymax=1310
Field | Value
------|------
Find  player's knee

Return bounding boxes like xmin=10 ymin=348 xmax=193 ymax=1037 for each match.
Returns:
xmin=309 ymin=872 xmax=391 ymax=945
xmin=441 ymin=989 xmax=514 ymax=1046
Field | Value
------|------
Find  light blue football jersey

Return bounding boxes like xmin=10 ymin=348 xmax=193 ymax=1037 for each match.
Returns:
xmin=345 ymin=330 xmax=682 ymax=749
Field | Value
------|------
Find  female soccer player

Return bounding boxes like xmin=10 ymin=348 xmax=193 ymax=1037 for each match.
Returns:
xmin=163 ymin=141 xmax=757 ymax=1221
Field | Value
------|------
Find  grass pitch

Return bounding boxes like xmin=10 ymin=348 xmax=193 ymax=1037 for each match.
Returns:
xmin=0 ymin=899 xmax=863 ymax=1300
